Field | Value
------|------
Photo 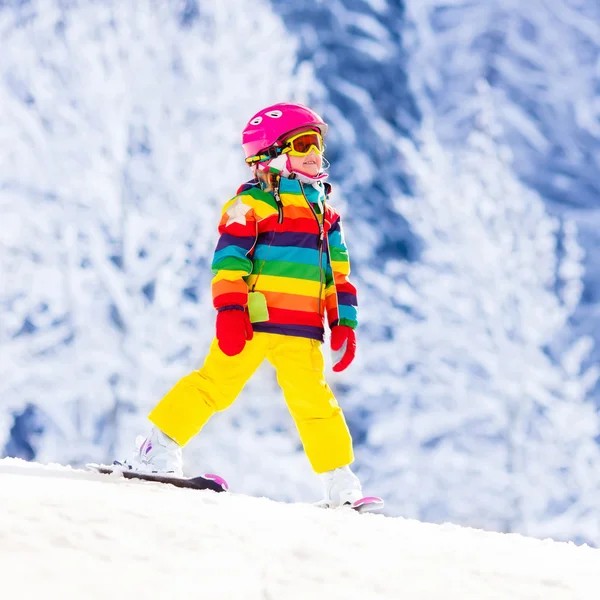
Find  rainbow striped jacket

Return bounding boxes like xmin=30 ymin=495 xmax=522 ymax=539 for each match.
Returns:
xmin=211 ymin=177 xmax=358 ymax=341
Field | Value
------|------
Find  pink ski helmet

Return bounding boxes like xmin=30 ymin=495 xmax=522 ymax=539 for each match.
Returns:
xmin=242 ymin=102 xmax=328 ymax=161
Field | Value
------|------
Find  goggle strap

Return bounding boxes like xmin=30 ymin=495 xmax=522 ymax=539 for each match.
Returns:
xmin=245 ymin=146 xmax=284 ymax=165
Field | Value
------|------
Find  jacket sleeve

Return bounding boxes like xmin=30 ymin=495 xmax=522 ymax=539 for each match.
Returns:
xmin=211 ymin=195 xmax=259 ymax=310
xmin=325 ymin=214 xmax=358 ymax=329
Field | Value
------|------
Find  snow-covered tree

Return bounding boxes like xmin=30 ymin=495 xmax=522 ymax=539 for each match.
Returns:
xmin=275 ymin=0 xmax=600 ymax=543
xmin=0 ymin=0 xmax=322 ymax=499
xmin=404 ymin=0 xmax=600 ymax=384
xmin=355 ymin=82 xmax=600 ymax=545
xmin=272 ymin=0 xmax=419 ymax=262
xmin=2 ymin=0 xmax=599 ymax=544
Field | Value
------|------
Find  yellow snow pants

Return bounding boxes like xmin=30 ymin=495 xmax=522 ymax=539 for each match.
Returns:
xmin=148 ymin=332 xmax=354 ymax=474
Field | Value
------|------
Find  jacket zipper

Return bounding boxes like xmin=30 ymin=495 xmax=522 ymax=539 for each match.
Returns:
xmin=300 ymin=182 xmax=325 ymax=317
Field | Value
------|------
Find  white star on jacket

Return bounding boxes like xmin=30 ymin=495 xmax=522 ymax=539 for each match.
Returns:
xmin=225 ymin=197 xmax=252 ymax=227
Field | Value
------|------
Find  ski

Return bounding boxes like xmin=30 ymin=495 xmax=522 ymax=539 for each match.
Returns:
xmin=86 ymin=463 xmax=381 ymax=511
xmin=351 ymin=496 xmax=384 ymax=514
xmin=86 ymin=463 xmax=228 ymax=493
xmin=315 ymin=495 xmax=384 ymax=514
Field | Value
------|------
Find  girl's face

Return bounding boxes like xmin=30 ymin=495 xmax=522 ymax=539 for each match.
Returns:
xmin=288 ymin=149 xmax=322 ymax=177
xmin=283 ymin=129 xmax=324 ymax=176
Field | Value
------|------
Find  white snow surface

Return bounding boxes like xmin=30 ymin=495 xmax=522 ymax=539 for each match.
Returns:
xmin=1 ymin=459 xmax=599 ymax=600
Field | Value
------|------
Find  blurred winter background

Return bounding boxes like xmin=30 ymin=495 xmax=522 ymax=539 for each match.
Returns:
xmin=2 ymin=0 xmax=600 ymax=546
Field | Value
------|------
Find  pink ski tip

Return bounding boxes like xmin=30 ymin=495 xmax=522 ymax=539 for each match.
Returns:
xmin=204 ymin=473 xmax=229 ymax=491
xmin=352 ymin=496 xmax=383 ymax=508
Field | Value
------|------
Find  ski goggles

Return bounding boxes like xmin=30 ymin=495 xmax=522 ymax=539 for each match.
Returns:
xmin=245 ymin=130 xmax=324 ymax=165
xmin=282 ymin=131 xmax=324 ymax=156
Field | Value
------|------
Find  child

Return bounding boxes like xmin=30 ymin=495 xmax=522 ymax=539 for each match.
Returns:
xmin=124 ymin=103 xmax=364 ymax=507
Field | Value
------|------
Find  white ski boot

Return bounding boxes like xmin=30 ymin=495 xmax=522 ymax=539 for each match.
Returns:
xmin=319 ymin=465 xmax=363 ymax=507
xmin=120 ymin=427 xmax=183 ymax=477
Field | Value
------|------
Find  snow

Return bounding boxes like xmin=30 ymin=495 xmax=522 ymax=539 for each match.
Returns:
xmin=1 ymin=460 xmax=599 ymax=600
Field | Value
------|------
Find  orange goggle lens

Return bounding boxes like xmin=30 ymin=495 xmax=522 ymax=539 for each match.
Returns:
xmin=284 ymin=131 xmax=324 ymax=156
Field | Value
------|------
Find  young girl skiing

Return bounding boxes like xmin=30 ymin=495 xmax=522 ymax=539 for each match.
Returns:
xmin=123 ymin=103 xmax=369 ymax=507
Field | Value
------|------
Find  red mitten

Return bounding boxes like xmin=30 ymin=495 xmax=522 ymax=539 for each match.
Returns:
xmin=330 ymin=325 xmax=356 ymax=372
xmin=216 ymin=307 xmax=253 ymax=356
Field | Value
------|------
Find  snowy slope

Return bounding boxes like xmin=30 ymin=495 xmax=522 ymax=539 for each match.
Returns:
xmin=0 ymin=460 xmax=598 ymax=600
